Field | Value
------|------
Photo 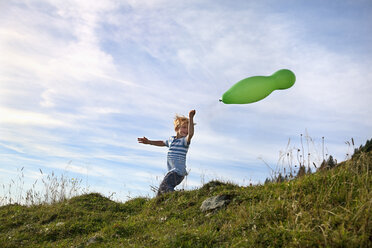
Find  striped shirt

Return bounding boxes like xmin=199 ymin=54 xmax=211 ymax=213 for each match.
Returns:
xmin=164 ymin=136 xmax=189 ymax=176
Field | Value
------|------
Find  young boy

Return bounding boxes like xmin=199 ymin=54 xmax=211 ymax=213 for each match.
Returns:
xmin=138 ymin=109 xmax=196 ymax=196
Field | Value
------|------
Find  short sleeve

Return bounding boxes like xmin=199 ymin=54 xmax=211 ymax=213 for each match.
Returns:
xmin=164 ymin=138 xmax=169 ymax=147
xmin=182 ymin=137 xmax=189 ymax=148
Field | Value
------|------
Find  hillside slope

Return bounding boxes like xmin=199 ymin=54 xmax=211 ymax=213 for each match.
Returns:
xmin=1 ymin=152 xmax=371 ymax=247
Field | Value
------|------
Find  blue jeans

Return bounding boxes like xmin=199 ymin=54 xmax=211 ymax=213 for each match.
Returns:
xmin=157 ymin=171 xmax=185 ymax=196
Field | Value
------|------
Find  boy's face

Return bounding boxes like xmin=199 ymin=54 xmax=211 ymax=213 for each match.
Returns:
xmin=177 ymin=123 xmax=188 ymax=137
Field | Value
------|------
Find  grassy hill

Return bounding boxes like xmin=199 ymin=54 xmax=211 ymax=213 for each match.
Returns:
xmin=1 ymin=151 xmax=371 ymax=247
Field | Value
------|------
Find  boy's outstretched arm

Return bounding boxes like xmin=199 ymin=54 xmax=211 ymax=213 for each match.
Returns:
xmin=138 ymin=137 xmax=166 ymax=147
xmin=187 ymin=109 xmax=196 ymax=144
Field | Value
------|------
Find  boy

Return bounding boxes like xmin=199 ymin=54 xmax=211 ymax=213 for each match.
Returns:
xmin=138 ymin=109 xmax=196 ymax=196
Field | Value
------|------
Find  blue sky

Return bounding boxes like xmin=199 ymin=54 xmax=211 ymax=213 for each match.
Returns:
xmin=1 ymin=0 xmax=371 ymax=202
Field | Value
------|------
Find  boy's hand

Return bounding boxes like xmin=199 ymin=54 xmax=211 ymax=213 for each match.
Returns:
xmin=187 ymin=110 xmax=195 ymax=145
xmin=138 ymin=137 xmax=150 ymax=144
xmin=189 ymin=109 xmax=196 ymax=119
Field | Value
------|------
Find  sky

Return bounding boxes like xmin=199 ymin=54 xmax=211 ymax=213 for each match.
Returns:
xmin=1 ymin=0 xmax=372 ymax=202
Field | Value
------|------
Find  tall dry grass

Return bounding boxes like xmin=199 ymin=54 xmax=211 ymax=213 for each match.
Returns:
xmin=1 ymin=168 xmax=89 ymax=206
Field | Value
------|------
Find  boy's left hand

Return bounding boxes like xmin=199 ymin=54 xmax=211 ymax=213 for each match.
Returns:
xmin=189 ymin=109 xmax=196 ymax=118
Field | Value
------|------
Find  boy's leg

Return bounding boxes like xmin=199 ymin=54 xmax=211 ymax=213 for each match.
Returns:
xmin=157 ymin=171 xmax=184 ymax=196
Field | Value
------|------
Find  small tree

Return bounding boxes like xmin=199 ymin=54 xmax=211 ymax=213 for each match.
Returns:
xmin=319 ymin=155 xmax=336 ymax=170
xmin=353 ymin=138 xmax=372 ymax=158
xmin=276 ymin=173 xmax=285 ymax=183
xmin=296 ymin=165 xmax=306 ymax=178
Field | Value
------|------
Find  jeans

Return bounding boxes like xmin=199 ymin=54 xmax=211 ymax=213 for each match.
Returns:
xmin=157 ymin=171 xmax=185 ymax=196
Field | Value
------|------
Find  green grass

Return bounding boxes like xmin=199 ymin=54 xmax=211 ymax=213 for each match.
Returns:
xmin=1 ymin=151 xmax=371 ymax=247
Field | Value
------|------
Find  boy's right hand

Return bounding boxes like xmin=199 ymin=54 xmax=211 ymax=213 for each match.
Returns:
xmin=138 ymin=137 xmax=150 ymax=144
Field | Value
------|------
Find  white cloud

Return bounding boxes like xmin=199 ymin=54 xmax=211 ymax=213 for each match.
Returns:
xmin=0 ymin=107 xmax=66 ymax=127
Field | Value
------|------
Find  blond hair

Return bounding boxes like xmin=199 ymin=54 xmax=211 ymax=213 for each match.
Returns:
xmin=173 ymin=115 xmax=189 ymax=132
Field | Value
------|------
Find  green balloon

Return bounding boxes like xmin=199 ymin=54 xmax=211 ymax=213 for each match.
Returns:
xmin=221 ymin=69 xmax=296 ymax=104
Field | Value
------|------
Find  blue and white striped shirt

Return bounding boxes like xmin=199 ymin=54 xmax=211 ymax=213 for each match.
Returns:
xmin=164 ymin=136 xmax=189 ymax=176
